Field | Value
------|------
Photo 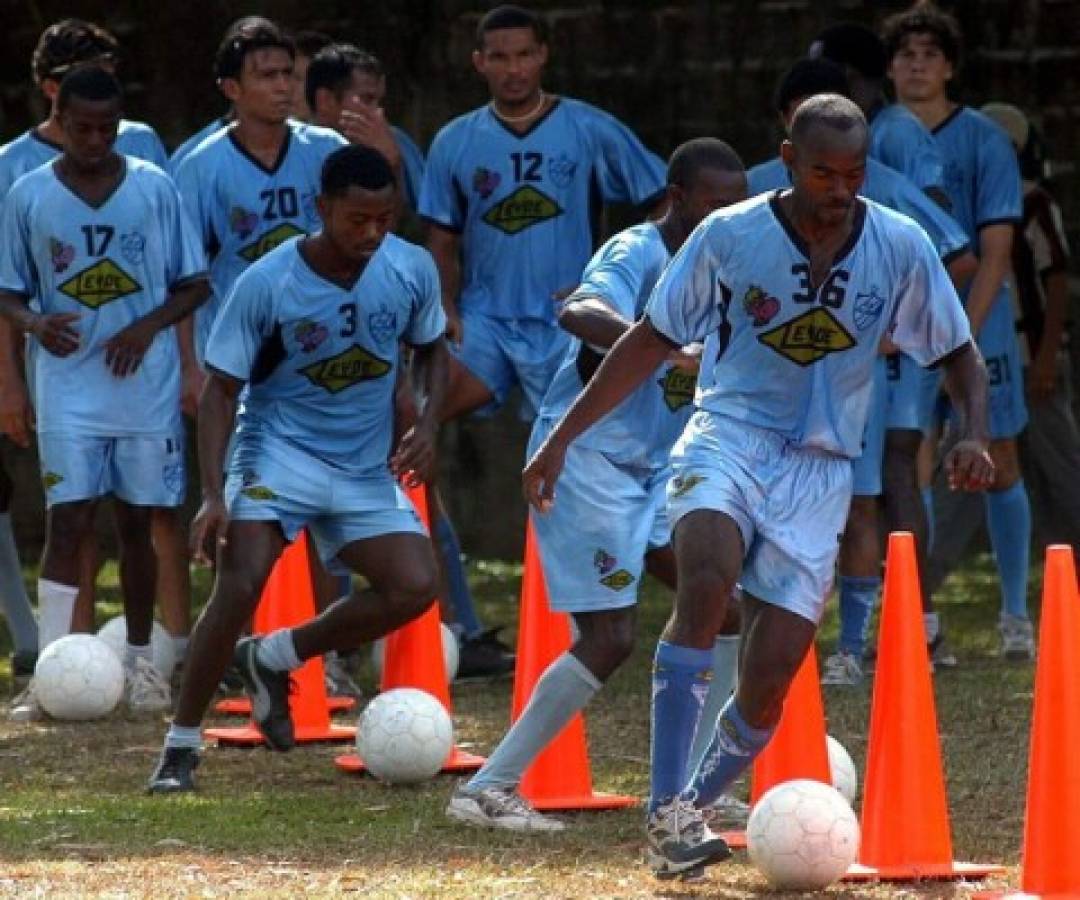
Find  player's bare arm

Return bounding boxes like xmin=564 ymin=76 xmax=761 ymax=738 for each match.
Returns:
xmin=560 ymin=295 xmax=699 ymax=371
xmin=190 ymin=368 xmax=243 ymax=565
xmin=103 ymin=277 xmax=210 ymax=377
xmin=0 ymin=289 xmax=80 ymax=358
xmin=523 ymin=319 xmax=671 ymax=510
xmin=938 ymin=338 xmax=995 ymax=491
xmin=176 ymin=314 xmax=205 ymax=418
xmin=0 ymin=317 xmax=35 ymax=447
xmin=391 ymin=337 xmax=449 ymax=485
xmin=964 ymin=224 xmax=1014 ymax=335
xmin=425 ymin=223 xmax=463 ymax=343
xmin=1028 ymin=267 xmax=1068 ymax=403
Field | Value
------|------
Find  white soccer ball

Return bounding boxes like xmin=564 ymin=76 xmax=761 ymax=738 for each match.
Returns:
xmin=356 ymin=687 xmax=453 ymax=784
xmin=34 ymin=633 xmax=125 ymax=721
xmin=748 ymin=779 xmax=860 ymax=890
xmin=371 ymin=622 xmax=460 ymax=683
xmin=96 ymin=616 xmax=178 ymax=680
xmin=827 ymin=735 xmax=859 ymax=803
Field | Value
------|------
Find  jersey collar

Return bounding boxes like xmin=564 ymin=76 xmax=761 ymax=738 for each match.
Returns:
xmin=228 ymin=125 xmax=292 ymax=175
xmin=486 ymin=97 xmax=562 ymax=140
xmin=768 ymin=190 xmax=868 ymax=269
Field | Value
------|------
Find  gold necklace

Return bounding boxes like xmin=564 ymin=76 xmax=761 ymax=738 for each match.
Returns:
xmin=491 ymin=91 xmax=546 ymax=124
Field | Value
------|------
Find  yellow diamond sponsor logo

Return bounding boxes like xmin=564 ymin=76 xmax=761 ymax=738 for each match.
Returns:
xmin=758 ymin=306 xmax=855 ymax=366
xmin=57 ymin=259 xmax=140 ymax=309
xmin=600 ymin=569 xmax=635 ymax=591
xmin=657 ymin=366 xmax=696 ymax=412
xmin=241 ymin=485 xmax=277 ymax=501
xmin=299 ymin=343 xmax=392 ymax=394
xmin=238 ymin=222 xmax=306 ymax=263
xmin=669 ymin=473 xmax=706 ymax=499
xmin=42 ymin=471 xmax=64 ymax=491
xmin=482 ymin=185 xmax=562 ymax=235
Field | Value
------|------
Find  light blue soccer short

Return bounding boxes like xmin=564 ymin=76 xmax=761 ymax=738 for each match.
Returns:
xmin=977 ymin=294 xmax=1028 ymax=439
xmin=852 ymin=357 xmax=887 ymax=497
xmin=666 ymin=412 xmax=853 ymax=624
xmin=37 ymin=431 xmax=185 ymax=508
xmin=454 ymin=309 xmax=570 ymax=416
xmin=225 ymin=434 xmax=425 ymax=574
xmin=885 ymin=352 xmax=942 ymax=432
xmin=529 ymin=418 xmax=669 ymax=613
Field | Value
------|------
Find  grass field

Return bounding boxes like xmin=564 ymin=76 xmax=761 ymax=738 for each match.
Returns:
xmin=0 ymin=552 xmax=1040 ymax=898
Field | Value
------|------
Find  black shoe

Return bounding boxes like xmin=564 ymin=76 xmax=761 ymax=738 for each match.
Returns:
xmin=11 ymin=651 xmax=37 ymax=692
xmin=147 ymin=746 xmax=200 ymax=794
xmin=217 ymin=661 xmax=245 ymax=693
xmin=233 ymin=637 xmax=295 ymax=751
xmin=456 ymin=628 xmax=515 ymax=680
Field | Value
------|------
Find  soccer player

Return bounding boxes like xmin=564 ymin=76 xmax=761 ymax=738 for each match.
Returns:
xmin=420 ymin=4 xmax=666 ymax=421
xmin=289 ymin=30 xmax=333 ymax=122
xmin=523 ymin=95 xmax=992 ymax=877
xmin=0 ymin=67 xmax=209 ymax=716
xmin=746 ymin=57 xmax=975 ymax=684
xmin=884 ymin=2 xmax=1033 ymax=657
xmin=447 ymin=138 xmax=748 ymax=832
xmin=147 ymin=144 xmax=448 ymax=794
xmin=305 ymin=44 xmax=426 ymax=211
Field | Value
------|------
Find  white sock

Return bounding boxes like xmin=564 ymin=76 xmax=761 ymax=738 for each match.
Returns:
xmin=164 ymin=723 xmax=203 ymax=750
xmin=256 ymin=628 xmax=302 ymax=672
xmin=37 ymin=579 xmax=78 ymax=652
xmin=125 ymin=642 xmax=153 ymax=670
xmin=923 ymin=612 xmax=940 ymax=643
xmin=171 ymin=634 xmax=189 ymax=662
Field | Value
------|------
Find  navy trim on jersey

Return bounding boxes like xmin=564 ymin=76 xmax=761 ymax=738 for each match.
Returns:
xmin=767 ymin=191 xmax=868 ymax=270
xmin=486 ymin=97 xmax=563 ymax=141
xmin=941 ymin=244 xmax=971 ymax=266
xmin=926 ymin=336 xmax=971 ymax=370
xmin=644 ymin=313 xmax=682 ymax=349
xmin=296 ymin=236 xmax=365 ymax=292
xmin=930 ymin=105 xmax=964 ymax=135
xmin=228 ymin=127 xmax=292 ymax=176
xmin=52 ymin=155 xmax=129 ymax=211
xmin=419 ymin=213 xmax=462 ymax=235
xmin=29 ymin=128 xmax=64 ymax=153
xmin=250 ymin=322 xmax=287 ymax=384
xmin=977 ymin=216 xmax=1022 ymax=230
xmin=170 ymin=272 xmax=211 ymax=291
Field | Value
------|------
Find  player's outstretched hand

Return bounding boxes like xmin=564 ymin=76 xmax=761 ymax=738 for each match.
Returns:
xmin=522 ymin=438 xmax=566 ymax=513
xmin=0 ymin=379 xmax=35 ymax=448
xmin=668 ymin=342 xmax=703 ymax=374
xmin=339 ymin=105 xmax=402 ymax=169
xmin=191 ymin=495 xmax=229 ymax=567
xmin=104 ymin=319 xmax=158 ymax=376
xmin=31 ymin=312 xmax=80 ymax=357
xmin=391 ymin=420 xmax=437 ymax=486
xmin=944 ymin=439 xmax=995 ymax=492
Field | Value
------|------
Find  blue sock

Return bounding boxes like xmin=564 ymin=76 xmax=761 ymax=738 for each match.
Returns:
xmin=837 ymin=576 xmax=880 ymax=657
xmin=921 ymin=486 xmax=935 ymax=553
xmin=433 ymin=512 xmax=483 ymax=640
xmin=985 ymin=480 xmax=1031 ymax=620
xmin=649 ymin=641 xmax=713 ymax=812
xmin=683 ymin=696 xmax=774 ymax=808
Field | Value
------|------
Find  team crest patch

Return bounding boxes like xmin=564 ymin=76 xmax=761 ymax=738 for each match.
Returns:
xmin=49 ymin=238 xmax=75 ymax=273
xmin=58 ymin=259 xmax=141 ymax=310
xmin=162 ymin=461 xmax=184 ymax=494
xmin=593 ymin=549 xmax=617 ymax=575
xmin=120 ymin=231 xmax=146 ymax=266
xmin=241 ymin=485 xmax=277 ymax=501
xmin=294 ymin=320 xmax=329 ymax=353
xmin=229 ymin=206 xmax=259 ymax=238
xmin=42 ymin=471 xmax=64 ymax=491
xmin=758 ymin=307 xmax=855 ymax=366
xmin=299 ymin=343 xmax=392 ymax=393
xmin=743 ymin=285 xmax=781 ymax=327
xmin=238 ymin=222 xmax=305 ymax=263
xmin=368 ymin=306 xmax=398 ymax=346
xmin=657 ymin=366 xmax=696 ymax=412
xmin=853 ymin=288 xmax=886 ymax=331
xmin=472 ymin=167 xmax=501 ymax=199
xmin=482 ymin=185 xmax=562 ymax=235
xmin=669 ymin=473 xmax=706 ymax=499
xmin=548 ymin=153 xmax=577 ymax=187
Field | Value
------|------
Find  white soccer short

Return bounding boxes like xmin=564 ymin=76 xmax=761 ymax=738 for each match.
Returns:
xmin=666 ymin=411 xmax=853 ymax=624
xmin=530 ymin=418 xmax=670 ymax=614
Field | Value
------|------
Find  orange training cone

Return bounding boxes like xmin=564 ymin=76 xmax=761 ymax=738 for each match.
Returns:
xmin=845 ymin=531 xmax=1004 ymax=881
xmin=976 ymin=545 xmax=1080 ymax=899
xmin=510 ymin=521 xmax=635 ymax=811
xmin=208 ymin=534 xmax=355 ymax=746
xmin=336 ymin=483 xmax=484 ymax=774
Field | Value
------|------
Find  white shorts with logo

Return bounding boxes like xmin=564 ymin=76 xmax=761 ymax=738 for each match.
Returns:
xmin=38 ymin=431 xmax=185 ymax=508
xmin=529 ymin=417 xmax=670 ymax=614
xmin=225 ymin=433 xmax=425 ymax=574
xmin=666 ymin=411 xmax=853 ymax=624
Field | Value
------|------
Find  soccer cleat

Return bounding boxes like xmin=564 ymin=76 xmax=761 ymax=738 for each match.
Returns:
xmin=233 ymin=637 xmax=295 ymax=751
xmin=10 ymin=650 xmax=37 ymax=693
xmin=821 ymin=651 xmax=864 ymax=686
xmin=646 ymin=795 xmax=731 ymax=879
xmin=928 ymin=633 xmax=958 ymax=669
xmin=147 ymin=746 xmax=200 ymax=794
xmin=8 ymin=680 xmax=44 ymax=723
xmin=446 ymin=783 xmax=565 ymax=832
xmin=701 ymin=792 xmax=750 ymax=829
xmin=323 ymin=653 xmax=363 ymax=699
xmin=455 ymin=628 xmax=515 ymax=681
xmin=125 ymin=657 xmax=173 ymax=714
xmin=999 ymin=614 xmax=1035 ymax=661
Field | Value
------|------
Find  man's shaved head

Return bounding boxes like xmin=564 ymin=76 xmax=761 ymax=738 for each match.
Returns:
xmin=789 ymin=93 xmax=868 ymax=150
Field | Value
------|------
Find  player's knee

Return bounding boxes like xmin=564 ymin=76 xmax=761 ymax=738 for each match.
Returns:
xmin=47 ymin=504 xmax=95 ymax=555
xmin=393 ymin=565 xmax=439 ymax=616
xmin=595 ymin=616 xmax=635 ymax=666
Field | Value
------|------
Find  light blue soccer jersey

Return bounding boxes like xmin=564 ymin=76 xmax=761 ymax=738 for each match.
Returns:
xmin=540 ymin=222 xmax=693 ymax=467
xmin=0 ymin=157 xmax=207 ymax=436
xmin=166 ymin=117 xmax=230 ymax=176
xmin=174 ymin=122 xmax=346 ymax=350
xmin=746 ymin=156 xmax=969 ymax=262
xmin=0 ymin=120 xmax=167 ymax=200
xmin=205 ymin=235 xmax=445 ymax=474
xmin=393 ymin=126 xmax=425 ymax=211
xmin=645 ymin=193 xmax=971 ymax=458
xmin=869 ymin=103 xmax=945 ymax=197
xmin=419 ymin=98 xmax=665 ymax=322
